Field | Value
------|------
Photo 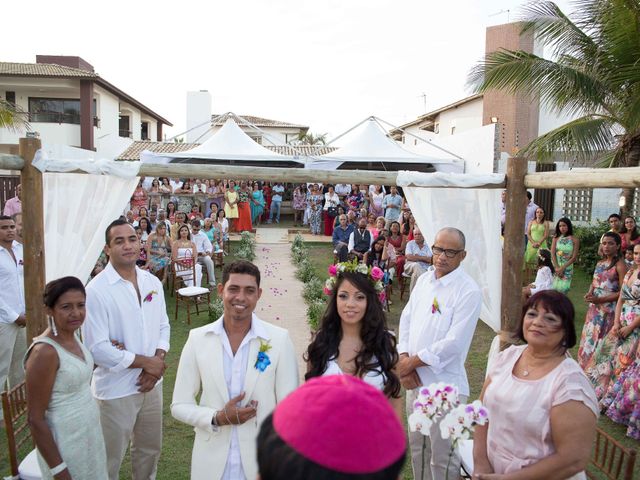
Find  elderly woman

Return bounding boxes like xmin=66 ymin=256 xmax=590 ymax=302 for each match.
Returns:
xmin=25 ymin=277 xmax=108 ymax=479
xmin=474 ymin=290 xmax=597 ymax=479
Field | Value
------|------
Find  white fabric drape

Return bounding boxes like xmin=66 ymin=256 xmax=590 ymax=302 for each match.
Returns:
xmin=34 ymin=148 xmax=140 ymax=177
xmin=43 ymin=173 xmax=139 ymax=282
xmin=399 ymin=173 xmax=502 ymax=334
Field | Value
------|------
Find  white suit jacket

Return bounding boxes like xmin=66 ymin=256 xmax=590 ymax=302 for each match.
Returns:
xmin=171 ymin=315 xmax=299 ymax=480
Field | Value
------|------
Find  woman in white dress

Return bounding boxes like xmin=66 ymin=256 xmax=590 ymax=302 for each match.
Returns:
xmin=304 ymin=264 xmax=402 ymax=418
xmin=522 ymin=248 xmax=555 ymax=300
xmin=25 ymin=277 xmax=108 ymax=480
xmin=171 ymin=224 xmax=202 ymax=287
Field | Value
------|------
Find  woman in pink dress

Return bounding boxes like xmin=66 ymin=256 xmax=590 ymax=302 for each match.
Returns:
xmin=620 ymin=216 xmax=640 ymax=251
xmin=474 ymin=290 xmax=598 ymax=480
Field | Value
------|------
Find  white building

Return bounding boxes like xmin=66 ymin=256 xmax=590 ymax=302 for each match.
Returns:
xmin=0 ymin=55 xmax=172 ymax=159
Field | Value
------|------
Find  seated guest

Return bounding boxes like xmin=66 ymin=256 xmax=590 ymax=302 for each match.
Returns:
xmin=172 ymin=225 xmax=202 ymax=287
xmin=333 ymin=206 xmax=347 ymax=229
xmin=474 ymin=291 xmax=597 ymax=479
xmin=148 ymin=209 xmax=158 ymax=231
xmin=257 ymin=375 xmax=406 ymax=480
xmin=332 ymin=214 xmax=355 ymax=262
xmin=387 ymin=221 xmax=406 ymax=276
xmin=404 ymin=227 xmax=432 ymax=292
xmin=364 ymin=235 xmax=396 ymax=272
xmin=348 ymin=218 xmax=374 ymax=262
xmin=190 ymin=220 xmax=216 ymax=287
xmin=156 ymin=209 xmax=171 ymax=231
xmin=170 ymin=211 xmax=188 ymax=241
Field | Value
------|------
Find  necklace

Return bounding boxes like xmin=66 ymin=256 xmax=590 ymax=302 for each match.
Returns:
xmin=520 ymin=348 xmax=559 ymax=377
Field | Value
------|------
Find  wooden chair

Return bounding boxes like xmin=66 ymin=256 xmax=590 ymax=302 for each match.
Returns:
xmin=2 ymin=381 xmax=42 ymax=479
xmin=173 ymin=259 xmax=210 ymax=325
xmin=399 ymin=271 xmax=411 ymax=300
xmin=587 ymin=427 xmax=637 ymax=480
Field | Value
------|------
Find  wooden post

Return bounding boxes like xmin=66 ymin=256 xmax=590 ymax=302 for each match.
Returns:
xmin=500 ymin=157 xmax=528 ymax=348
xmin=20 ymin=137 xmax=47 ymax=342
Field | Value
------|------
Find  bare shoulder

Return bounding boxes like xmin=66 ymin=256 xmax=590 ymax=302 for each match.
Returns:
xmin=25 ymin=341 xmax=59 ymax=370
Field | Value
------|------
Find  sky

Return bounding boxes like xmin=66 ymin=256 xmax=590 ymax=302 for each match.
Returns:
xmin=5 ymin=0 xmax=573 ymax=140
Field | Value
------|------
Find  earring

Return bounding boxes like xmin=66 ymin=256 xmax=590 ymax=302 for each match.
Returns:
xmin=49 ymin=316 xmax=58 ymax=336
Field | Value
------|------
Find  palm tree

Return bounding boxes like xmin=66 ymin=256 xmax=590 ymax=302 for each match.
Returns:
xmin=468 ymin=0 xmax=640 ymax=214
xmin=296 ymin=131 xmax=328 ymax=145
xmin=0 ymin=99 xmax=31 ymax=133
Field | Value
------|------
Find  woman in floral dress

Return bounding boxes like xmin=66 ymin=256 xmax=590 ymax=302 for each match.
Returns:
xmin=586 ymin=243 xmax=640 ymax=401
xmin=145 ymin=223 xmax=172 ymax=282
xmin=307 ymin=184 xmax=323 ymax=235
xmin=130 ymin=180 xmax=148 ymax=215
xmin=551 ymin=217 xmax=579 ymax=293
xmin=369 ymin=184 xmax=384 ymax=218
xmin=577 ymin=232 xmax=626 ymax=369
xmin=604 ymin=349 xmax=640 ymax=440
xmin=292 ymin=184 xmax=306 ymax=226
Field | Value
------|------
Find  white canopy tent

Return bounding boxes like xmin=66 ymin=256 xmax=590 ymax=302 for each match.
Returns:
xmin=139 ymin=118 xmax=303 ymax=165
xmin=306 ymin=118 xmax=465 ymax=173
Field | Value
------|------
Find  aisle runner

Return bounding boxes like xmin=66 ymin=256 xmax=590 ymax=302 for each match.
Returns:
xmin=252 ymin=233 xmax=309 ymax=382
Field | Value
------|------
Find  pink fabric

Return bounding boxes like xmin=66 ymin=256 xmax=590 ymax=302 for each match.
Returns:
xmin=273 ymin=375 xmax=405 ymax=474
xmin=3 ymin=196 xmax=21 ymax=216
xmin=483 ymin=345 xmax=598 ymax=475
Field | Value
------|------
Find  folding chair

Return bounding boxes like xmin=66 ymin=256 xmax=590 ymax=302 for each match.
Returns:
xmin=2 ymin=381 xmax=42 ymax=480
xmin=173 ymin=259 xmax=210 ymax=325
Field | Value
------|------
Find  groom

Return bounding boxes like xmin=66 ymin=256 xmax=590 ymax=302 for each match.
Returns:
xmin=171 ymin=260 xmax=299 ymax=480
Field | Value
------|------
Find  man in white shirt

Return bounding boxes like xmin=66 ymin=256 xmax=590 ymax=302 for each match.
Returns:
xmin=267 ymin=182 xmax=285 ymax=224
xmin=0 ymin=216 xmax=26 ymax=419
xmin=334 ymin=184 xmax=351 ymax=206
xmin=193 ymin=178 xmax=207 ymax=194
xmin=83 ymin=219 xmax=170 ymax=480
xmin=396 ymin=227 xmax=482 ymax=480
xmin=404 ymin=227 xmax=433 ymax=293
xmin=171 ymin=260 xmax=299 ymax=480
xmin=191 ymin=219 xmax=216 ymax=287
xmin=348 ymin=217 xmax=374 ymax=261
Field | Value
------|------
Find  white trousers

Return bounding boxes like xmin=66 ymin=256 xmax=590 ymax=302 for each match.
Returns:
xmin=0 ymin=322 xmax=27 ymax=420
xmin=197 ymin=255 xmax=215 ymax=286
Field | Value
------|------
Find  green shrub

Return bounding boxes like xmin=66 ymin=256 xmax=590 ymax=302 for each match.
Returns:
xmin=307 ymin=298 xmax=327 ymax=330
xmin=291 ymin=233 xmax=305 ymax=251
xmin=574 ymin=220 xmax=608 ymax=270
xmin=235 ymin=231 xmax=256 ymax=261
xmin=302 ymin=277 xmax=324 ymax=303
xmin=208 ymin=296 xmax=224 ymax=322
xmin=295 ymin=259 xmax=315 ymax=283
xmin=291 ymin=246 xmax=308 ymax=265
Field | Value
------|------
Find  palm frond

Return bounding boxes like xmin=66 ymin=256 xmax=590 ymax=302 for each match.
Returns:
xmin=468 ymin=49 xmax=608 ymax=117
xmin=519 ymin=115 xmax=616 ymax=162
xmin=0 ymin=99 xmax=31 ymax=133
xmin=519 ymin=1 xmax=598 ymax=62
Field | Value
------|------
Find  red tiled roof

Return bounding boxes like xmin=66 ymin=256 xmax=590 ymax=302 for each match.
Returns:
xmin=212 ymin=114 xmax=308 ymax=130
xmin=0 ymin=62 xmax=99 ymax=78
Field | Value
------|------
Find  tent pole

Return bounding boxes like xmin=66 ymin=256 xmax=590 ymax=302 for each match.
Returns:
xmin=500 ymin=157 xmax=527 ymax=348
xmin=19 ymin=137 xmax=48 ymax=343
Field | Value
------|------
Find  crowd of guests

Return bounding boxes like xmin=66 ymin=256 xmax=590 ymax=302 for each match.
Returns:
xmin=3 ymin=176 xmax=640 ymax=480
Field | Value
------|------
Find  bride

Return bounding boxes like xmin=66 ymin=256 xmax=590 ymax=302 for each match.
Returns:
xmin=304 ymin=262 xmax=402 ymax=418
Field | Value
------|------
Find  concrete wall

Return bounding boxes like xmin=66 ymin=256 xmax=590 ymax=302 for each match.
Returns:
xmin=434 ymin=99 xmax=483 ymax=138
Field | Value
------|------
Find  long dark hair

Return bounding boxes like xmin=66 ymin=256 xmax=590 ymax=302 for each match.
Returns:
xmin=537 ymin=248 xmax=555 ymax=275
xmin=621 ymin=216 xmax=639 ymax=241
xmin=555 ymin=217 xmax=573 ymax=237
xmin=138 ymin=217 xmax=152 ymax=235
xmin=304 ymin=272 xmax=400 ymax=399
xmin=601 ymin=231 xmax=622 ymax=270
xmin=366 ymin=236 xmax=386 ymax=267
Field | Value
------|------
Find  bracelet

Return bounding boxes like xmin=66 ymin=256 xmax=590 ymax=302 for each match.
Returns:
xmin=223 ymin=408 xmax=232 ymax=425
xmin=50 ymin=462 xmax=67 ymax=475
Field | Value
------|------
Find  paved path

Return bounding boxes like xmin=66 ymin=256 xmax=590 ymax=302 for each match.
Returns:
xmin=252 ymin=229 xmax=310 ymax=382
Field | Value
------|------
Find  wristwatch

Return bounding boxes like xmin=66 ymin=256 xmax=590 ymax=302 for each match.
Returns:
xmin=211 ymin=411 xmax=219 ymax=427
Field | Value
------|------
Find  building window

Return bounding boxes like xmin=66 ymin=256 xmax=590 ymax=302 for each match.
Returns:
xmin=285 ymin=133 xmax=299 ymax=144
xmin=29 ymin=98 xmax=81 ymax=124
xmin=141 ymin=122 xmax=149 ymax=140
xmin=119 ymin=116 xmax=131 ymax=138
xmin=5 ymin=91 xmax=16 ymax=104
xmin=249 ymin=135 xmax=262 ymax=145
xmin=562 ymin=188 xmax=593 ymax=222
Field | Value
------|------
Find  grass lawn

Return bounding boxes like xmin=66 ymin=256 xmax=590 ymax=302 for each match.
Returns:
xmin=2 ymin=241 xmax=638 ymax=479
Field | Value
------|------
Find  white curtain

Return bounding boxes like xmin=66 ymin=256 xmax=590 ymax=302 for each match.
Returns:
xmin=43 ymin=173 xmax=139 ymax=283
xmin=398 ymin=173 xmax=503 ymax=334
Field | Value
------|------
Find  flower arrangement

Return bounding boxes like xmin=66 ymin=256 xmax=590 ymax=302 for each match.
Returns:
xmin=325 ymin=259 xmax=386 ymax=303
xmin=408 ymin=382 xmax=488 ymax=479
xmin=143 ymin=290 xmax=158 ymax=303
xmin=255 ymin=340 xmax=272 ymax=372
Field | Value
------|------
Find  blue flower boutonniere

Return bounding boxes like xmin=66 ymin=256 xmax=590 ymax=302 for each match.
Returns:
xmin=255 ymin=340 xmax=272 ymax=372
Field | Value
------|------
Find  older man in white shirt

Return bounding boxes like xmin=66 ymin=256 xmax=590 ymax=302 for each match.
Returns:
xmin=0 ymin=216 xmax=26 ymax=417
xmin=172 ymin=260 xmax=299 ymax=480
xmin=83 ymin=219 xmax=170 ymax=480
xmin=404 ymin=226 xmax=433 ymax=293
xmin=190 ymin=219 xmax=216 ymax=287
xmin=396 ymin=227 xmax=482 ymax=480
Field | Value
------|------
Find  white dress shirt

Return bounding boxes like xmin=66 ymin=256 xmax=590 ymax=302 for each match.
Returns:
xmin=323 ymin=192 xmax=339 ymax=210
xmin=83 ymin=263 xmax=171 ymax=400
xmin=0 ymin=241 xmax=25 ymax=324
xmin=210 ymin=316 xmax=270 ymax=480
xmin=193 ymin=184 xmax=207 ymax=194
xmin=405 ymin=240 xmax=433 ymax=269
xmin=398 ymin=266 xmax=482 ymax=396
xmin=192 ymin=231 xmax=213 ymax=255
